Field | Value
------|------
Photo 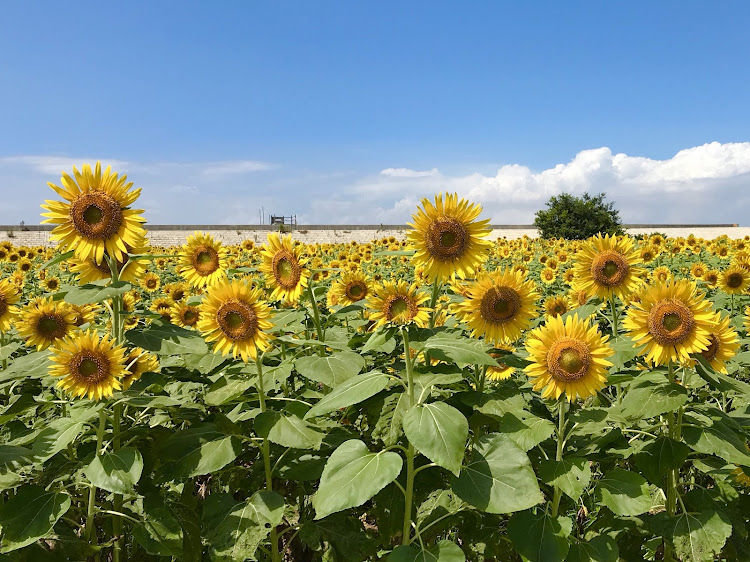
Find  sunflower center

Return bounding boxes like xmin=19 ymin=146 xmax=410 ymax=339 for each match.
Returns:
xmin=191 ymin=245 xmax=220 ymax=276
xmin=37 ymin=315 xmax=67 ymax=339
xmin=385 ymin=295 xmax=417 ymax=323
xmin=480 ymin=286 xmax=520 ymax=324
xmin=271 ymin=251 xmax=302 ymax=290
xmin=70 ymin=192 xmax=123 ymax=240
xmin=172 ymin=289 xmax=185 ymax=301
xmin=590 ymin=251 xmax=630 ymax=287
xmin=425 ymin=218 xmax=469 ymax=261
xmin=701 ymin=333 xmax=720 ymax=362
xmin=345 ymin=281 xmax=368 ymax=301
xmin=547 ymin=338 xmax=592 ymax=382
xmin=71 ymin=351 xmax=110 ymax=383
xmin=727 ymin=273 xmax=743 ymax=288
xmin=182 ymin=309 xmax=199 ymax=325
xmin=217 ymin=299 xmax=259 ymax=341
xmin=647 ymin=300 xmax=694 ymax=345
xmin=146 ymin=278 xmax=157 ymax=289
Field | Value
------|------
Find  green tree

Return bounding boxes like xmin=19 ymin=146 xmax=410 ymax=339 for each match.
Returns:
xmin=533 ymin=192 xmax=624 ymax=239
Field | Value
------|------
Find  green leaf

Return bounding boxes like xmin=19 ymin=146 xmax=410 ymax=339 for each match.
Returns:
xmin=203 ymin=491 xmax=285 ymax=562
xmin=421 ymin=334 xmax=498 ymax=366
xmin=64 ymin=279 xmax=132 ymax=305
xmin=133 ymin=495 xmax=183 ymax=556
xmin=32 ymin=417 xmax=86 ymax=462
xmin=694 ymin=354 xmax=750 ymax=395
xmin=595 ymin=468 xmax=653 ymax=516
xmin=538 ymin=457 xmax=591 ymax=501
xmin=255 ymin=411 xmax=325 ymax=450
xmin=0 ymin=485 xmax=71 ymax=553
xmin=682 ymin=414 xmax=750 ymax=465
xmin=126 ymin=321 xmax=210 ymax=355
xmin=314 ymin=439 xmax=403 ymax=519
xmin=634 ymin=437 xmax=690 ymax=486
xmin=565 ymin=535 xmax=618 ymax=562
xmin=451 ymin=433 xmax=543 ymax=514
xmin=607 ymin=335 xmax=641 ymax=370
xmin=389 ymin=540 xmax=466 ymax=561
xmin=40 ymin=249 xmax=74 ymax=270
xmin=362 ymin=327 xmax=398 ymax=354
xmin=0 ymin=341 xmax=20 ymax=362
xmin=669 ymin=510 xmax=733 ymax=562
xmin=84 ymin=447 xmax=143 ymax=495
xmin=204 ymin=376 xmax=254 ymax=406
xmin=507 ymin=510 xmax=572 ymax=562
xmin=496 ymin=412 xmax=556 ymax=451
xmin=157 ymin=423 xmax=242 ymax=479
xmin=295 ymin=351 xmax=366 ymax=387
xmin=305 ymin=371 xmax=390 ymax=418
xmin=0 ymin=445 xmax=32 ymax=469
xmin=617 ymin=371 xmax=688 ymax=421
xmin=0 ymin=350 xmax=51 ymax=383
xmin=403 ymin=402 xmax=468 ymax=476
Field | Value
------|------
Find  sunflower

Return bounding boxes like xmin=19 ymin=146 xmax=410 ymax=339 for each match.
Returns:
xmin=0 ymin=278 xmax=20 ymax=332
xmin=718 ymin=265 xmax=750 ymax=295
xmin=703 ymin=269 xmax=719 ymax=288
xmin=69 ymin=303 xmax=100 ymax=327
xmin=652 ymin=266 xmax=672 ymax=284
xmin=149 ymin=297 xmax=174 ymax=322
xmin=178 ymin=232 xmax=229 ymax=288
xmin=41 ymin=162 xmax=147 ymax=265
xmin=486 ymin=344 xmax=516 ymax=381
xmin=573 ymin=234 xmax=644 ymax=300
xmin=544 ymin=295 xmax=569 ymax=318
xmin=122 ymin=347 xmax=159 ymax=390
xmin=622 ymin=280 xmax=717 ymax=366
xmin=366 ymin=281 xmax=431 ymax=329
xmin=49 ymin=329 xmax=127 ymax=400
xmin=17 ymin=258 xmax=33 ymax=273
xmin=17 ymin=297 xmax=78 ymax=350
xmin=329 ymin=271 xmax=372 ymax=306
xmin=451 ymin=269 xmax=538 ymax=344
xmin=639 ymin=245 xmax=658 ymax=264
xmin=407 ymin=192 xmax=492 ymax=281
xmin=562 ymin=269 xmax=576 ymax=284
xmin=140 ymin=272 xmax=161 ymax=293
xmin=171 ymin=302 xmax=201 ymax=328
xmin=690 ymin=262 xmax=708 ymax=280
xmin=259 ymin=233 xmax=310 ymax=304
xmin=164 ymin=282 xmax=190 ymax=302
xmin=686 ymin=311 xmax=738 ymax=374
xmin=44 ymin=276 xmax=61 ymax=292
xmin=540 ymin=267 xmax=557 ymax=285
xmin=525 ymin=314 xmax=613 ymax=401
xmin=197 ymin=279 xmax=273 ymax=362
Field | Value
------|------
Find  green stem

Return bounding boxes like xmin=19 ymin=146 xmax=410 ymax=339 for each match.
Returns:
xmin=551 ymin=399 xmax=566 ymax=517
xmin=256 ymin=355 xmax=280 ymax=562
xmin=306 ymin=283 xmax=325 ymax=357
xmin=401 ymin=327 xmax=415 ymax=406
xmin=0 ymin=331 xmax=6 ymax=371
xmin=608 ymin=293 xmax=619 ymax=339
xmin=401 ymin=326 xmax=416 ymax=545
xmin=428 ymin=278 xmax=442 ymax=329
xmin=664 ymin=362 xmax=678 ymax=562
xmin=85 ymin=411 xmax=108 ymax=543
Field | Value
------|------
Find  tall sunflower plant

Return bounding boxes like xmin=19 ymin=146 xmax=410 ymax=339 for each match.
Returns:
xmin=2 ymin=180 xmax=750 ymax=561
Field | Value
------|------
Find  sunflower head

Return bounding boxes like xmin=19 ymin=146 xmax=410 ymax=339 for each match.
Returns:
xmin=0 ymin=278 xmax=21 ymax=332
xmin=171 ymin=302 xmax=201 ymax=328
xmin=719 ymin=265 xmax=750 ymax=295
xmin=366 ymin=280 xmax=431 ymax=329
xmin=573 ymin=234 xmax=644 ymax=300
xmin=41 ymin=162 xmax=147 ymax=265
xmin=49 ymin=329 xmax=128 ymax=400
xmin=259 ymin=233 xmax=309 ymax=304
xmin=178 ymin=232 xmax=229 ymax=288
xmin=330 ymin=271 xmax=372 ymax=307
xmin=17 ymin=297 xmax=78 ymax=350
xmin=140 ymin=272 xmax=161 ymax=293
xmin=525 ymin=314 xmax=614 ymax=402
xmin=544 ymin=295 xmax=569 ymax=318
xmin=122 ymin=347 xmax=159 ymax=390
xmin=407 ymin=193 xmax=492 ymax=281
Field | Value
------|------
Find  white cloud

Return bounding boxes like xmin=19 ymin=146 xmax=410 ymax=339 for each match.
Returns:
xmin=380 ymin=167 xmax=439 ymax=178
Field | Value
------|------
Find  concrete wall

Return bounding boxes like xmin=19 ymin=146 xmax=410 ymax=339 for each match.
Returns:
xmin=1 ymin=224 xmax=747 ymax=248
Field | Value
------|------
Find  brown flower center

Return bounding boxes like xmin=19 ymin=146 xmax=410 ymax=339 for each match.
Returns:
xmin=590 ymin=250 xmax=630 ymax=287
xmin=647 ymin=300 xmax=694 ymax=346
xmin=216 ymin=299 xmax=259 ymax=341
xmin=70 ymin=192 xmax=123 ymax=240
xmin=36 ymin=314 xmax=67 ymax=339
xmin=480 ymin=286 xmax=521 ymax=324
xmin=547 ymin=338 xmax=592 ymax=382
xmin=71 ymin=351 xmax=110 ymax=383
xmin=701 ymin=333 xmax=720 ymax=362
xmin=146 ymin=278 xmax=158 ymax=289
xmin=0 ymin=296 xmax=7 ymax=317
xmin=345 ymin=281 xmax=368 ymax=301
xmin=181 ymin=308 xmax=199 ymax=326
xmin=191 ymin=245 xmax=220 ymax=276
xmin=385 ymin=295 xmax=417 ymax=323
xmin=172 ymin=288 xmax=186 ymax=301
xmin=727 ymin=272 xmax=744 ymax=288
xmin=272 ymin=250 xmax=302 ymax=289
xmin=424 ymin=218 xmax=469 ymax=261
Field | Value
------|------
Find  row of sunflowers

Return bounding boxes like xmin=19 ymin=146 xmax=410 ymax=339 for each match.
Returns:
xmin=0 ymin=162 xmax=749 ymax=561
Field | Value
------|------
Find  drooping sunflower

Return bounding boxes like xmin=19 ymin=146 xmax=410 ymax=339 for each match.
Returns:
xmin=688 ymin=311 xmax=739 ymax=373
xmin=329 ymin=271 xmax=372 ymax=307
xmin=0 ymin=278 xmax=20 ymax=332
xmin=524 ymin=314 xmax=614 ymax=402
xmin=451 ymin=269 xmax=538 ymax=344
xmin=122 ymin=347 xmax=159 ymax=390
xmin=259 ymin=233 xmax=309 ymax=304
xmin=17 ymin=297 xmax=78 ymax=350
xmin=49 ymin=329 xmax=127 ymax=400
xmin=197 ymin=279 xmax=273 ymax=362
xmin=622 ymin=280 xmax=717 ymax=366
xmin=573 ymin=234 xmax=644 ymax=300
xmin=407 ymin=193 xmax=492 ymax=281
xmin=171 ymin=302 xmax=201 ymax=329
xmin=718 ymin=265 xmax=750 ymax=295
xmin=41 ymin=162 xmax=147 ymax=265
xmin=178 ymin=232 xmax=229 ymax=288
xmin=366 ymin=281 xmax=431 ymax=329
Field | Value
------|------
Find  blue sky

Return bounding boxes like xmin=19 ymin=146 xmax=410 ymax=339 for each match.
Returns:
xmin=2 ymin=1 xmax=750 ymax=225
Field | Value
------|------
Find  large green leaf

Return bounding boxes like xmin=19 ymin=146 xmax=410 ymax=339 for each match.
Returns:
xmin=634 ymin=437 xmax=690 ymax=486
xmin=670 ymin=510 xmax=732 ymax=562
xmin=84 ymin=447 xmax=143 ymax=495
xmin=255 ymin=411 xmax=325 ymax=450
xmin=538 ymin=457 xmax=591 ymax=501
xmin=617 ymin=371 xmax=688 ymax=421
xmin=389 ymin=540 xmax=466 ymax=561
xmin=32 ymin=417 xmax=86 ymax=462
xmin=0 ymin=350 xmax=51 ymax=383
xmin=507 ymin=510 xmax=572 ymax=562
xmin=420 ymin=333 xmax=498 ymax=366
xmin=64 ymin=279 xmax=132 ymax=305
xmin=0 ymin=445 xmax=32 ymax=469
xmin=497 ymin=412 xmax=556 ymax=451
xmin=682 ymin=413 xmax=750 ymax=465
xmin=594 ymin=469 xmax=653 ymax=516
xmin=451 ymin=433 xmax=543 ymax=514
xmin=565 ymin=535 xmax=619 ymax=562
xmin=695 ymin=353 xmax=750 ymax=395
xmin=295 ymin=351 xmax=366 ymax=387
xmin=203 ymin=491 xmax=285 ymax=562
xmin=157 ymin=424 xmax=242 ymax=479
xmin=204 ymin=376 xmax=254 ymax=406
xmin=133 ymin=495 xmax=183 ymax=557
xmin=403 ymin=402 xmax=468 ymax=476
xmin=305 ymin=371 xmax=390 ymax=419
xmin=314 ymin=439 xmax=403 ymax=519
xmin=126 ymin=321 xmax=210 ymax=355
xmin=0 ymin=485 xmax=71 ymax=553
xmin=362 ymin=327 xmax=398 ymax=354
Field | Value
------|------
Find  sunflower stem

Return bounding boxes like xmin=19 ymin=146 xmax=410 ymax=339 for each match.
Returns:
xmin=0 ymin=330 xmax=6 ymax=371
xmin=664 ymin=362 xmax=679 ymax=562
xmin=428 ymin=278 xmax=442 ymax=329
xmin=551 ymin=398 xmax=566 ymax=518
xmin=401 ymin=326 xmax=416 ymax=546
xmin=608 ymin=293 xmax=619 ymax=339
xmin=85 ymin=410 xmax=107 ymax=543
xmin=255 ymin=354 xmax=281 ymax=562
xmin=306 ymin=282 xmax=325 ymax=357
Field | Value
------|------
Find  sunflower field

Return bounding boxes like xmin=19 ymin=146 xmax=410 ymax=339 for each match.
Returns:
xmin=1 ymin=164 xmax=750 ymax=562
